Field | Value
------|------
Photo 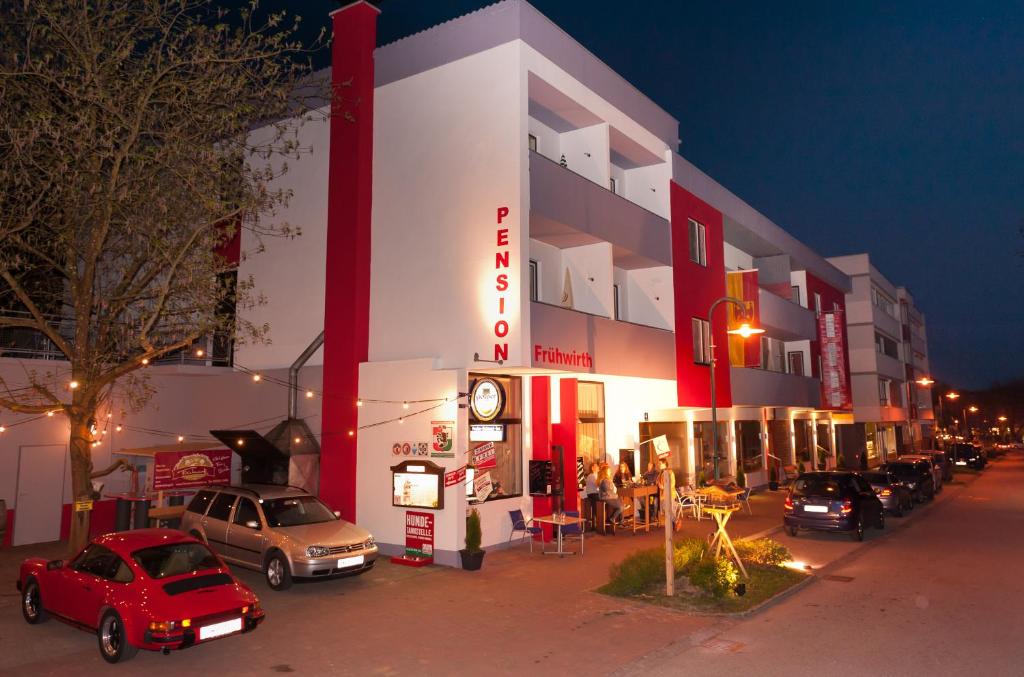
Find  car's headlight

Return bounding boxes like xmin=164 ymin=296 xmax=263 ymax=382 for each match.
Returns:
xmin=306 ymin=545 xmax=330 ymax=558
xmin=364 ymin=536 xmax=376 ymax=548
xmin=908 ymin=482 xmax=916 ymax=489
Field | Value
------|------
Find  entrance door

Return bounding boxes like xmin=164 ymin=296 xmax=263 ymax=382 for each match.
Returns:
xmin=14 ymin=445 xmax=67 ymax=546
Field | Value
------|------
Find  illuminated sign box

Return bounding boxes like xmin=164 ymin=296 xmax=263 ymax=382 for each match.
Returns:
xmin=391 ymin=459 xmax=445 ymax=510
xmin=469 ymin=424 xmax=505 ymax=442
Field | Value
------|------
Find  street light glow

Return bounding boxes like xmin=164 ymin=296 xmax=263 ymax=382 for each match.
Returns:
xmin=946 ymin=391 xmax=960 ymax=400
xmin=727 ymin=323 xmax=766 ymax=338
xmin=969 ymin=406 xmax=978 ymax=413
xmin=916 ymin=377 xmax=934 ymax=386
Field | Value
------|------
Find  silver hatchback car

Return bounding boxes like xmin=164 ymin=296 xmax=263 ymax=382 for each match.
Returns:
xmin=181 ymin=484 xmax=377 ymax=591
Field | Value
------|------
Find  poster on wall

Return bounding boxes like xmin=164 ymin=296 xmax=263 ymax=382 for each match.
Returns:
xmin=726 ymin=270 xmax=761 ymax=368
xmin=153 ymin=448 xmax=231 ymax=490
xmin=430 ymin=421 xmax=455 ymax=457
xmin=392 ymin=442 xmax=429 ymax=457
xmin=819 ymin=309 xmax=852 ymax=409
xmin=444 ymin=465 xmax=467 ymax=487
xmin=473 ymin=471 xmax=493 ymax=502
xmin=471 ymin=442 xmax=497 ymax=469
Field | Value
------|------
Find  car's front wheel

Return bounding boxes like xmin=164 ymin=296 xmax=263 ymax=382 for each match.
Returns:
xmin=265 ymin=552 xmax=293 ymax=591
xmin=21 ymin=579 xmax=48 ymax=625
xmin=98 ymin=611 xmax=139 ymax=664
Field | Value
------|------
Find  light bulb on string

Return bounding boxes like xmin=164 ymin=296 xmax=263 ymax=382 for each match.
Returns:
xmin=0 ymin=425 xmax=6 ymax=433
xmin=195 ymin=348 xmax=204 ymax=357
xmin=177 ymin=435 xmax=185 ymax=443
xmin=47 ymin=410 xmax=55 ymax=417
xmin=252 ymin=374 xmax=262 ymax=382
xmin=141 ymin=358 xmax=149 ymax=365
xmin=398 ymin=418 xmax=404 ymax=424
xmin=356 ymin=399 xmax=363 ymax=407
xmin=115 ymin=425 xmax=122 ymax=432
xmin=403 ymin=401 xmax=409 ymax=409
xmin=348 ymin=430 xmax=355 ymax=436
xmin=69 ymin=380 xmax=79 ymax=390
xmin=306 ymin=390 xmax=314 ymax=399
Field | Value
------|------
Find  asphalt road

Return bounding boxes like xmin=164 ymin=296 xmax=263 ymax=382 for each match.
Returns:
xmin=623 ymin=452 xmax=1024 ymax=676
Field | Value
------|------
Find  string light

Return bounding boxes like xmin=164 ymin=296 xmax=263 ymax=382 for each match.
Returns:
xmin=402 ymin=401 xmax=409 ymax=409
xmin=0 ymin=425 xmax=5 ymax=433
xmin=69 ymin=380 xmax=79 ymax=390
xmin=306 ymin=390 xmax=314 ymax=398
xmin=237 ymin=438 xmax=245 ymax=446
xmin=195 ymin=348 xmax=204 ymax=357
xmin=47 ymin=410 xmax=55 ymax=417
xmin=177 ymin=435 xmax=185 ymax=443
xmin=294 ymin=436 xmax=301 ymax=443
xmin=252 ymin=374 xmax=261 ymax=382
xmin=348 ymin=430 xmax=355 ymax=436
xmin=115 ymin=425 xmax=122 ymax=432
xmin=356 ymin=399 xmax=363 ymax=407
xmin=398 ymin=418 xmax=404 ymax=424
xmin=141 ymin=358 xmax=149 ymax=365
xmin=107 ymin=412 xmax=113 ymax=418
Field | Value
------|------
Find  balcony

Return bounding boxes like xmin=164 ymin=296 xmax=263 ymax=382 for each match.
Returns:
xmin=530 ymin=301 xmax=675 ymax=380
xmin=529 ymin=151 xmax=670 ymax=270
xmin=730 ymin=367 xmax=821 ymax=408
xmin=757 ymin=288 xmax=816 ymax=341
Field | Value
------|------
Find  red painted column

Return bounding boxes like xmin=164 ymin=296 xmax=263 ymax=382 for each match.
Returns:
xmin=553 ymin=378 xmax=580 ymax=513
xmin=319 ymin=1 xmax=379 ymax=519
xmin=530 ymin=376 xmax=552 ymax=539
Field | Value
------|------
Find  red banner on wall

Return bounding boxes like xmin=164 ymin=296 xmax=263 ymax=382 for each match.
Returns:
xmin=153 ymin=448 xmax=231 ymax=490
xmin=726 ymin=270 xmax=761 ymax=368
xmin=819 ymin=309 xmax=852 ymax=409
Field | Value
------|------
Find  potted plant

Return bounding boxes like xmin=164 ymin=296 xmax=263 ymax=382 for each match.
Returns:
xmin=769 ymin=464 xmax=779 ymax=491
xmin=459 ymin=508 xmax=485 ymax=570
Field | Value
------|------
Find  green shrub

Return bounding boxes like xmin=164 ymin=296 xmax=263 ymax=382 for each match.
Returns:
xmin=603 ymin=548 xmax=664 ymax=596
xmin=733 ymin=538 xmax=791 ymax=567
xmin=688 ymin=557 xmax=739 ymax=598
xmin=465 ymin=509 xmax=482 ymax=553
xmin=672 ymin=538 xmax=706 ymax=574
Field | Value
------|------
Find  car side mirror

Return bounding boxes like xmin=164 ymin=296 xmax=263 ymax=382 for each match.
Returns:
xmin=46 ymin=559 xmax=64 ymax=571
xmin=333 ymin=510 xmax=341 ymax=519
xmin=244 ymin=520 xmax=261 ymax=530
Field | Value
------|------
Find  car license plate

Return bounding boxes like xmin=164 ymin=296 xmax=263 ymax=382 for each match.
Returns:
xmin=955 ymin=461 xmax=967 ymax=466
xmin=804 ymin=505 xmax=828 ymax=513
xmin=338 ymin=554 xmax=365 ymax=569
xmin=199 ymin=617 xmax=242 ymax=641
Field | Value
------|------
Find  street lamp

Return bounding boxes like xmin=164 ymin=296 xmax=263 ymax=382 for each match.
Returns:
xmin=708 ymin=296 xmax=764 ymax=482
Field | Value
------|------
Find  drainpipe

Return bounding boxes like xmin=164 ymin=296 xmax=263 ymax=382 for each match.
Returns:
xmin=289 ymin=331 xmax=325 ymax=420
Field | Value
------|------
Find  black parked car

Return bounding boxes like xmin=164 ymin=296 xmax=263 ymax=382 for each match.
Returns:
xmin=784 ymin=472 xmax=884 ymax=542
xmin=947 ymin=443 xmax=985 ymax=470
xmin=862 ymin=470 xmax=914 ymax=516
xmin=881 ymin=460 xmax=935 ymax=503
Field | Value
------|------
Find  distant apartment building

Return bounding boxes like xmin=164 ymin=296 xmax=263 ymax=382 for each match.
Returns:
xmin=826 ymin=254 xmax=934 ymax=466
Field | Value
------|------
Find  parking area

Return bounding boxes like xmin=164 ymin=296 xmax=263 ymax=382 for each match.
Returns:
xmin=0 ymin=455 xmax=994 ymax=676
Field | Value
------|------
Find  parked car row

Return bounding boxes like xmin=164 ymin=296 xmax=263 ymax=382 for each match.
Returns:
xmin=17 ymin=483 xmax=378 ymax=662
xmin=783 ymin=447 xmax=978 ymax=541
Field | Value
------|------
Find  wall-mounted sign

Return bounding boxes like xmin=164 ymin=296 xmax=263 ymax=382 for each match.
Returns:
xmin=533 ymin=344 xmax=594 ymax=369
xmin=469 ymin=424 xmax=505 ymax=442
xmin=430 ymin=421 xmax=455 ymax=457
xmin=472 ymin=442 xmax=497 ymax=469
xmin=444 ymin=465 xmax=467 ymax=487
xmin=393 ymin=442 xmax=429 ymax=456
xmin=404 ymin=511 xmax=434 ymax=560
xmin=469 ymin=378 xmax=504 ymax=422
xmin=491 ymin=205 xmax=513 ymax=363
xmin=473 ymin=471 xmax=493 ymax=503
xmin=154 ymin=448 xmax=231 ymax=490
xmin=74 ymin=499 xmax=93 ymax=513
xmin=391 ymin=459 xmax=445 ymax=510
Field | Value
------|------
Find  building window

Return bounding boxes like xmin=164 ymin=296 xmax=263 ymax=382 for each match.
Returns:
xmin=813 ymin=292 xmax=822 ymax=318
xmin=787 ymin=351 xmax=805 ymax=376
xmin=879 ymin=378 xmax=891 ymax=405
xmin=528 ymin=134 xmax=537 ymax=152
xmin=468 ymin=374 xmax=523 ymax=500
xmin=691 ymin=317 xmax=711 ymax=365
xmin=577 ymin=381 xmax=606 ymax=468
xmin=609 ymin=177 xmax=617 ymax=194
xmin=688 ymin=218 xmax=707 ymax=266
xmin=790 ymin=285 xmax=801 ymax=306
xmin=735 ymin=421 xmax=764 ymax=473
xmin=875 ymin=332 xmax=899 ymax=359
xmin=612 ymin=284 xmax=621 ymax=320
xmin=528 ymin=259 xmax=538 ymax=302
xmin=871 ymin=287 xmax=896 ymax=317
xmin=693 ymin=421 xmax=728 ymax=479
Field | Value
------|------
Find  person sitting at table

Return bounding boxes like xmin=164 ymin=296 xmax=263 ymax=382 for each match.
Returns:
xmin=642 ymin=461 xmax=659 ymax=485
xmin=598 ymin=467 xmax=624 ymax=528
xmin=584 ymin=462 xmax=600 ymax=530
xmin=613 ymin=461 xmax=632 ymax=488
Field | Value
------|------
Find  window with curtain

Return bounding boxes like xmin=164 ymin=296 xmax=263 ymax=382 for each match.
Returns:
xmin=735 ymin=421 xmax=764 ymax=472
xmin=577 ymin=381 xmax=605 ymax=467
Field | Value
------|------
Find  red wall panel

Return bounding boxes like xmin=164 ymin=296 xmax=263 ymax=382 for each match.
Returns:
xmin=552 ymin=378 xmax=580 ymax=513
xmin=319 ymin=3 xmax=379 ymax=519
xmin=669 ymin=182 xmax=732 ymax=408
xmin=530 ymin=376 xmax=552 ymax=539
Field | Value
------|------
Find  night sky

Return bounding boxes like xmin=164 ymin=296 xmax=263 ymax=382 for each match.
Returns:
xmin=282 ymin=0 xmax=1023 ymax=389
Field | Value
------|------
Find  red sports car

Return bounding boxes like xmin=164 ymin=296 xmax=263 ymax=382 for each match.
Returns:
xmin=17 ymin=528 xmax=265 ymax=663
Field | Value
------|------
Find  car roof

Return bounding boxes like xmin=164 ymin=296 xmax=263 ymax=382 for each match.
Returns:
xmin=209 ymin=483 xmax=311 ymax=500
xmin=94 ymin=528 xmax=195 ymax=558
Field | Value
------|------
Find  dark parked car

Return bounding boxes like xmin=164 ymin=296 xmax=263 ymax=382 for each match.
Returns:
xmin=947 ymin=443 xmax=985 ymax=470
xmin=881 ymin=460 xmax=935 ymax=503
xmin=862 ymin=470 xmax=914 ymax=516
xmin=784 ymin=472 xmax=884 ymax=541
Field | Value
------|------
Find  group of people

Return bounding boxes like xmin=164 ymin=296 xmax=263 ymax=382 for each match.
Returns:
xmin=583 ymin=459 xmax=676 ymax=530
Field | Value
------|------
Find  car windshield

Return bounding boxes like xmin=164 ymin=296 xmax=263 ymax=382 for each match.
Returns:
xmin=261 ymin=495 xmax=337 ymax=527
xmin=132 ymin=542 xmax=221 ymax=579
xmin=885 ymin=463 xmax=916 ymax=476
xmin=793 ymin=475 xmax=845 ymax=496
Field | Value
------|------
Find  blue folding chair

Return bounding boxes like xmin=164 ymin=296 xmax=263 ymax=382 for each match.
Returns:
xmin=508 ymin=509 xmax=544 ymax=553
xmin=738 ymin=487 xmax=753 ymax=514
xmin=559 ymin=510 xmax=584 ymax=556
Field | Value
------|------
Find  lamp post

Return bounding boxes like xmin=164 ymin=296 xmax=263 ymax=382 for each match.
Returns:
xmin=912 ymin=376 xmax=934 ymax=450
xmin=941 ymin=391 xmax=960 ymax=442
xmin=963 ymin=405 xmax=978 ymax=439
xmin=707 ymin=296 xmax=764 ymax=482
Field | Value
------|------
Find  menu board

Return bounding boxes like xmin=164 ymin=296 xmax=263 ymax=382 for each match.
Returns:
xmin=391 ymin=460 xmax=445 ymax=510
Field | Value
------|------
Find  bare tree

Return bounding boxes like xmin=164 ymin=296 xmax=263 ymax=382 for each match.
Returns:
xmin=0 ymin=0 xmax=328 ymax=552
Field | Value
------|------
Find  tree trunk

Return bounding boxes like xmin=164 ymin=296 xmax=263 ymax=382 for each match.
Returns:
xmin=67 ymin=412 xmax=95 ymax=556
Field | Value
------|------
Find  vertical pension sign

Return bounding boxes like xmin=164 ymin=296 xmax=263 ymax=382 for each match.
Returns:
xmin=493 ymin=206 xmax=512 ymax=362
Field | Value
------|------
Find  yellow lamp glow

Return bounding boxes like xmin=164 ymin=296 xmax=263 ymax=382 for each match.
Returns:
xmin=727 ymin=323 xmax=765 ymax=338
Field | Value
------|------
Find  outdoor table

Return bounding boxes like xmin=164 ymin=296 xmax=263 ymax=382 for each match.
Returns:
xmin=619 ymin=484 xmax=659 ymax=533
xmin=533 ymin=513 xmax=584 ymax=557
xmin=702 ymin=504 xmax=749 ymax=579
